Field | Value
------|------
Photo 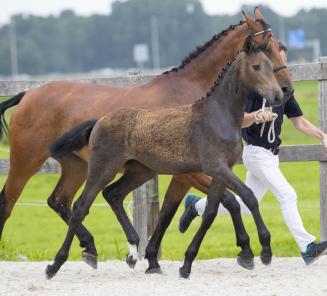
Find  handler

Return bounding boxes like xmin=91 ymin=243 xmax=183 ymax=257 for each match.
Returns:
xmin=179 ymin=42 xmax=327 ymax=264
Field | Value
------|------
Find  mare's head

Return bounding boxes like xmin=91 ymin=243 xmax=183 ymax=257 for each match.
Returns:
xmin=239 ymin=38 xmax=283 ymax=106
xmin=243 ymin=8 xmax=293 ymax=99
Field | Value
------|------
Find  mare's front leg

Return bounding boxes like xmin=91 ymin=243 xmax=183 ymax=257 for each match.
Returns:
xmin=221 ymin=167 xmax=272 ymax=265
xmin=179 ymin=178 xmax=224 ymax=278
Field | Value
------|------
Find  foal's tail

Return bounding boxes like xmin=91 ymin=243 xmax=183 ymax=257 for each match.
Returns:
xmin=49 ymin=119 xmax=97 ymax=159
xmin=0 ymin=91 xmax=26 ymax=139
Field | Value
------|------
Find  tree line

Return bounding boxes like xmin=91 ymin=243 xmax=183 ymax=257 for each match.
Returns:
xmin=0 ymin=0 xmax=326 ymax=76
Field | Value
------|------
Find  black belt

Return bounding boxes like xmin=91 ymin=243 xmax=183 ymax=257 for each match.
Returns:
xmin=269 ymin=147 xmax=280 ymax=155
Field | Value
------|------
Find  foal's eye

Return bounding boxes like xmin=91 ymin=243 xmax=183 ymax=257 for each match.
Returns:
xmin=252 ymin=64 xmax=261 ymax=71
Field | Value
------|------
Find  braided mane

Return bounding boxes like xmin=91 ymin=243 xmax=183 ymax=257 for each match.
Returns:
xmin=194 ymin=50 xmax=243 ymax=105
xmin=163 ymin=20 xmax=245 ymax=75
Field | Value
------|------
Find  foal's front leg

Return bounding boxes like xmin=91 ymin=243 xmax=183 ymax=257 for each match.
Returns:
xmin=179 ymin=178 xmax=224 ymax=278
xmin=220 ymin=167 xmax=272 ymax=265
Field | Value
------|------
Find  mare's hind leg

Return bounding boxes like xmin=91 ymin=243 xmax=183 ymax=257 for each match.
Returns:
xmin=102 ymin=160 xmax=155 ymax=269
xmin=145 ymin=176 xmax=190 ymax=274
xmin=0 ymin=142 xmax=49 ymax=239
xmin=47 ymin=154 xmax=98 ymax=268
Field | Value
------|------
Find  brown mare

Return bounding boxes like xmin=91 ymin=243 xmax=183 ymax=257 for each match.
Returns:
xmin=46 ymin=41 xmax=283 ymax=279
xmin=0 ymin=9 xmax=291 ymax=268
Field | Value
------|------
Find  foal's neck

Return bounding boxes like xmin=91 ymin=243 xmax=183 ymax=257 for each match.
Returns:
xmin=200 ymin=57 xmax=247 ymax=128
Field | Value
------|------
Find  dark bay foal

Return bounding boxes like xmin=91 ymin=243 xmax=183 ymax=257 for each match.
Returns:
xmin=46 ymin=40 xmax=283 ymax=279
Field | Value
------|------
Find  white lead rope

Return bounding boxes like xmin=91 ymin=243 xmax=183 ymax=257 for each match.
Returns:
xmin=255 ymin=98 xmax=278 ymax=144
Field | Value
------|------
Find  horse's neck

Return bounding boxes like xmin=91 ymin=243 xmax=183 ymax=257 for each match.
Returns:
xmin=175 ymin=23 xmax=248 ymax=92
xmin=201 ymin=61 xmax=247 ymax=128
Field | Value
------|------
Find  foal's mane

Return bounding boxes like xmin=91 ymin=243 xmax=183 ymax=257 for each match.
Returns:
xmin=163 ymin=20 xmax=245 ymax=75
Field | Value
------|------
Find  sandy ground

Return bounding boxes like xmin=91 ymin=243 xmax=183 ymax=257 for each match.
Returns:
xmin=0 ymin=257 xmax=326 ymax=296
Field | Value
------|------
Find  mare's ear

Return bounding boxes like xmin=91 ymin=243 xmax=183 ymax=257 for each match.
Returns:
xmin=254 ymin=7 xmax=266 ymax=22
xmin=243 ymin=10 xmax=259 ymax=34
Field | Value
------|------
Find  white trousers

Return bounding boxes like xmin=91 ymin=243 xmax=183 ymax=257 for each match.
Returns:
xmin=195 ymin=145 xmax=315 ymax=251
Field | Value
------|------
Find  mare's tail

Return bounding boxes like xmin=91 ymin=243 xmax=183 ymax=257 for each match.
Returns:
xmin=49 ymin=119 xmax=97 ymax=159
xmin=0 ymin=91 xmax=26 ymax=139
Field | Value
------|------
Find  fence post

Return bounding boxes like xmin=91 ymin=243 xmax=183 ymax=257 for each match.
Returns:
xmin=318 ymin=56 xmax=327 ymax=240
xmin=133 ymin=177 xmax=159 ymax=259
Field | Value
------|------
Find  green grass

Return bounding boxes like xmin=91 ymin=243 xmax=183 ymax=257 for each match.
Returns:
xmin=0 ymin=81 xmax=323 ymax=260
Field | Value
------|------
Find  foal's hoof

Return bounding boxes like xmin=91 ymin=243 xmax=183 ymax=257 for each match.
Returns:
xmin=260 ymin=254 xmax=272 ymax=265
xmin=45 ymin=265 xmax=57 ymax=280
xmin=82 ymin=252 xmax=98 ymax=269
xmin=179 ymin=267 xmax=190 ymax=279
xmin=237 ymin=255 xmax=255 ymax=270
xmin=126 ymin=255 xmax=137 ymax=269
xmin=145 ymin=266 xmax=162 ymax=274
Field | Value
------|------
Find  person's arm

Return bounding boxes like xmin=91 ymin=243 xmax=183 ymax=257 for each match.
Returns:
xmin=242 ymin=110 xmax=273 ymax=128
xmin=290 ymin=115 xmax=327 ymax=149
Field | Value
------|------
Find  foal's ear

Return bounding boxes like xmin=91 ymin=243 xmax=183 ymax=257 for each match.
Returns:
xmin=242 ymin=37 xmax=253 ymax=53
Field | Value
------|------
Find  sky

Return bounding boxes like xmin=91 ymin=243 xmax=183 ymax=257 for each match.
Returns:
xmin=1 ymin=0 xmax=327 ymax=25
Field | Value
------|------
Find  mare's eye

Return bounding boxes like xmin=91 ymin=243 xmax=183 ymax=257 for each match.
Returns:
xmin=252 ymin=64 xmax=261 ymax=71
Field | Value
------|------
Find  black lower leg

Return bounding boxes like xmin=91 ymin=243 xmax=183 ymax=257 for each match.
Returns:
xmin=225 ymin=175 xmax=272 ymax=265
xmin=48 ymin=196 xmax=98 ymax=267
xmin=180 ymin=181 xmax=222 ymax=278
xmin=145 ymin=200 xmax=181 ymax=273
xmin=220 ymin=190 xmax=254 ymax=269
xmin=46 ymin=200 xmax=88 ymax=279
xmin=103 ymin=181 xmax=140 ymax=269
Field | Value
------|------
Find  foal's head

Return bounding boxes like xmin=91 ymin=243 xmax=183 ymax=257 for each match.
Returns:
xmin=243 ymin=8 xmax=293 ymax=99
xmin=239 ymin=39 xmax=283 ymax=106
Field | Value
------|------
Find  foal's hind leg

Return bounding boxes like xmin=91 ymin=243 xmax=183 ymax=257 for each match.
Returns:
xmin=47 ymin=154 xmax=98 ymax=268
xmin=46 ymin=159 xmax=123 ymax=279
xmin=145 ymin=176 xmax=190 ymax=274
xmin=102 ymin=160 xmax=155 ymax=269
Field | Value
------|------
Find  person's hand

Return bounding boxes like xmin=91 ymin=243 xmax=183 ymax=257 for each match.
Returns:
xmin=254 ymin=109 xmax=274 ymax=123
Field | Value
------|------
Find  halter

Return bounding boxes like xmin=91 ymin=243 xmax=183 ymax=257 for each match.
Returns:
xmin=249 ymin=27 xmax=287 ymax=73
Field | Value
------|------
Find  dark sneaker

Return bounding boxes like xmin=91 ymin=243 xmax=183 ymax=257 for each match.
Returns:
xmin=301 ymin=241 xmax=327 ymax=265
xmin=179 ymin=194 xmax=201 ymax=233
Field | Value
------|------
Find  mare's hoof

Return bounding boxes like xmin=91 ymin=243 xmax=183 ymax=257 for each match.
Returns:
xmin=179 ymin=267 xmax=190 ymax=279
xmin=237 ymin=255 xmax=255 ymax=270
xmin=126 ymin=255 xmax=137 ymax=269
xmin=145 ymin=266 xmax=162 ymax=274
xmin=45 ymin=265 xmax=57 ymax=280
xmin=260 ymin=254 xmax=272 ymax=265
xmin=82 ymin=252 xmax=98 ymax=269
